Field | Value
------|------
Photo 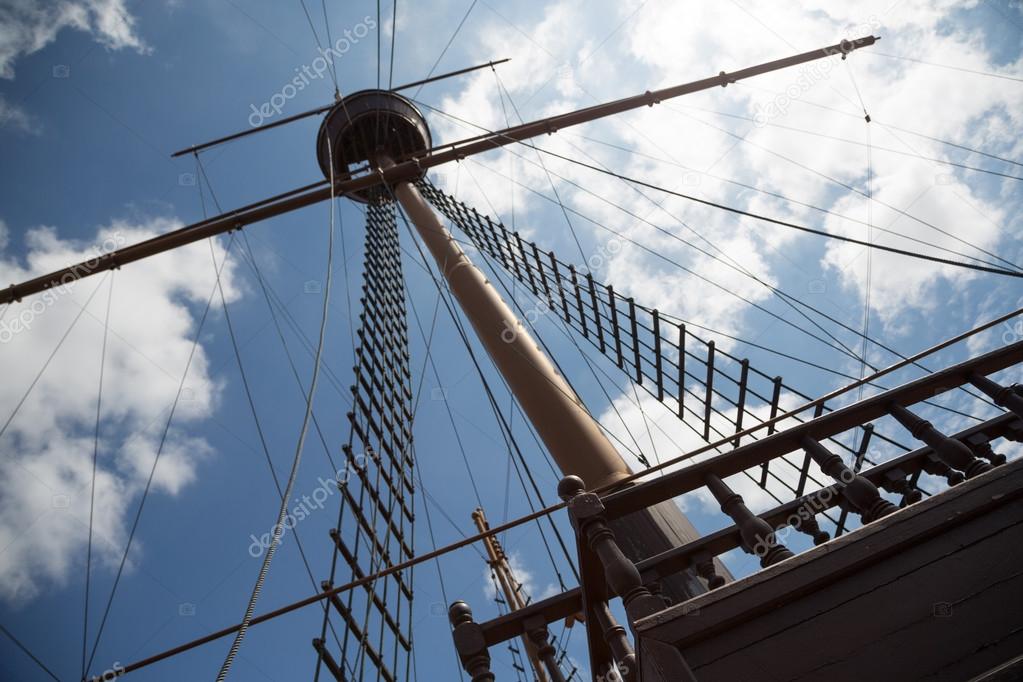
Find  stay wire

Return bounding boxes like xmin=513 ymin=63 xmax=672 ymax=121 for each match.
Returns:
xmin=194 ymin=160 xmax=347 ymax=652
xmin=85 ymin=240 xmax=229 ymax=675
xmin=1 ymin=625 xmax=61 ymax=682
xmin=667 ymin=104 xmax=1023 ymax=274
xmin=535 ymin=133 xmax=1023 ymax=280
xmin=214 ymin=122 xmax=337 ymax=681
xmin=388 ymin=0 xmax=398 ymax=89
xmin=866 ymin=51 xmax=1023 ymax=83
xmin=732 ymin=80 xmax=1023 ymax=170
xmin=298 ymin=0 xmax=339 ymax=96
xmin=494 ymin=68 xmax=591 ymax=267
xmin=81 ymin=272 xmax=114 ymax=682
xmin=564 ymin=128 xmax=1015 ymax=271
xmin=453 ymin=151 xmax=997 ymax=421
xmin=75 ymin=304 xmax=1023 ymax=678
xmin=673 ymin=103 xmax=1023 ymax=182
xmin=410 ymin=0 xmax=477 ymax=100
xmin=390 ymin=189 xmax=579 ymax=585
xmin=849 ymin=57 xmax=875 ymax=403
xmin=0 ymin=273 xmax=108 ymax=442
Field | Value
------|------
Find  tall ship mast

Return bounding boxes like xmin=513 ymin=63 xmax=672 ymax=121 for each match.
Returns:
xmin=1 ymin=3 xmax=1021 ymax=681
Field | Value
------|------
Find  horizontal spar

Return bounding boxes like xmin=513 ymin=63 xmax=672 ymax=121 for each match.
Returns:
xmin=169 ymin=58 xmax=512 ymax=158
xmin=3 ymin=36 xmax=878 ymax=306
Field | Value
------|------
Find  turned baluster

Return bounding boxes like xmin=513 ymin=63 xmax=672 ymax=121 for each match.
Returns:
xmin=969 ymin=373 xmax=1023 ymax=419
xmin=524 ymin=615 xmax=567 ymax=682
xmin=966 ymin=433 xmax=1006 ymax=466
xmin=704 ymin=473 xmax=794 ymax=567
xmin=647 ymin=580 xmax=672 ymax=608
xmin=692 ymin=550 xmax=727 ymax=588
xmin=920 ymin=452 xmax=965 ymax=485
xmin=801 ymin=436 xmax=898 ymax=523
xmin=449 ymin=601 xmax=495 ymax=682
xmin=889 ymin=404 xmax=993 ymax=479
xmin=791 ymin=503 xmax=830 ymax=545
xmin=880 ymin=468 xmax=923 ymax=505
xmin=592 ymin=602 xmax=636 ymax=682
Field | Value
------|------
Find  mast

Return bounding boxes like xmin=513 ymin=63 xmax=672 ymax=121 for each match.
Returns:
xmin=473 ymin=508 xmax=554 ymax=682
xmin=380 ymin=151 xmax=709 ymax=600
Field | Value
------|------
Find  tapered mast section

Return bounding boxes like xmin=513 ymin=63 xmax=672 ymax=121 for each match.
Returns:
xmin=386 ymin=152 xmax=630 ymax=491
xmin=473 ymin=508 xmax=553 ymax=682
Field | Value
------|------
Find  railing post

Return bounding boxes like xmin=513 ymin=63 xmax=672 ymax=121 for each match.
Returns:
xmin=449 ymin=601 xmax=495 ymax=682
xmin=559 ymin=475 xmax=695 ymax=682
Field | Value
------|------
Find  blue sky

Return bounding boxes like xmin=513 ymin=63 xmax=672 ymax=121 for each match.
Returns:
xmin=0 ymin=1 xmax=1022 ymax=680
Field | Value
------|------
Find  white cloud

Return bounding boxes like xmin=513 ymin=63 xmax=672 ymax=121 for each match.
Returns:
xmin=0 ymin=217 xmax=238 ymax=603
xmin=482 ymin=550 xmax=559 ymax=604
xmin=426 ymin=0 xmax=1021 ymax=350
xmin=0 ymin=0 xmax=149 ymax=79
xmin=0 ymin=93 xmax=36 ymax=132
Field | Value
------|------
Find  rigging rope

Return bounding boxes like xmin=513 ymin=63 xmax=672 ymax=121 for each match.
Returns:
xmin=393 ymin=189 xmax=580 ymax=586
xmin=529 ymin=143 xmax=1023 ymax=279
xmin=865 ymin=51 xmax=1023 ymax=83
xmin=214 ymin=140 xmax=337 ymax=681
xmin=83 ymin=294 xmax=1023 ymax=682
xmin=668 ymin=104 xmax=1023 ymax=274
xmin=1 ymin=625 xmax=60 ymax=682
xmin=81 ymin=272 xmax=114 ymax=681
xmin=85 ymin=240 xmax=230 ymax=674
xmin=411 ymin=0 xmax=478 ymax=100
xmin=388 ymin=0 xmax=398 ymax=89
xmin=0 ymin=274 xmax=108 ymax=441
xmin=674 ymin=103 xmax=1023 ymax=182
xmin=195 ymin=157 xmax=351 ymax=656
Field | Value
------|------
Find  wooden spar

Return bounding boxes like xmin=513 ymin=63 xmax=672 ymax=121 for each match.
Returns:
xmin=2 ymin=36 xmax=879 ymax=306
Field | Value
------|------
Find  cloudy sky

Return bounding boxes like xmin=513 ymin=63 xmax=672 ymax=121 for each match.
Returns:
xmin=0 ymin=0 xmax=1021 ymax=680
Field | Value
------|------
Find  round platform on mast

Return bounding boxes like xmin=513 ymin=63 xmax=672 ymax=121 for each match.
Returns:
xmin=316 ymin=89 xmax=432 ymax=203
